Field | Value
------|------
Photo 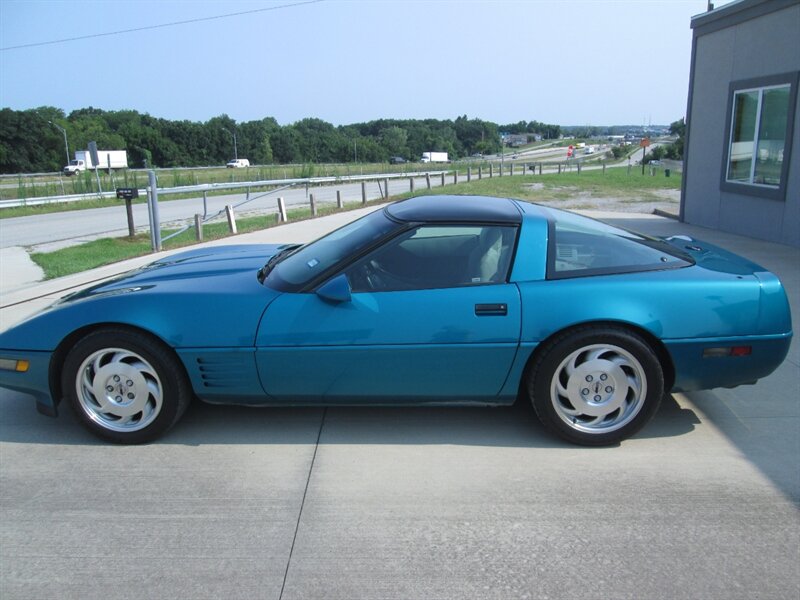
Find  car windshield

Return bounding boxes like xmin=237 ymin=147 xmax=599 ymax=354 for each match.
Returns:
xmin=266 ymin=209 xmax=401 ymax=291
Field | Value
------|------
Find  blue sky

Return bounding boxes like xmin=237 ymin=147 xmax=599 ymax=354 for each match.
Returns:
xmin=0 ymin=0 xmax=730 ymax=126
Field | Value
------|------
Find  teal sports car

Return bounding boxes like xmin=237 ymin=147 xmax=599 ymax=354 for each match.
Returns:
xmin=0 ymin=195 xmax=792 ymax=445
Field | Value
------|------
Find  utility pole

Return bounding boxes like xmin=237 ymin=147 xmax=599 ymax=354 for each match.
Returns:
xmin=48 ymin=121 xmax=70 ymax=165
xmin=222 ymin=127 xmax=238 ymax=160
xmin=500 ymin=135 xmax=504 ymax=175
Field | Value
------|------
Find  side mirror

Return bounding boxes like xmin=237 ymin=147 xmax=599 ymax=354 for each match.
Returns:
xmin=316 ymin=274 xmax=351 ymax=303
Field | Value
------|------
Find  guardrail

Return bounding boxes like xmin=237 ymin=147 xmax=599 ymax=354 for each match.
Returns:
xmin=147 ymin=170 xmax=454 ymax=251
xmin=0 ymin=162 xmax=443 ymax=180
xmin=0 ymin=171 xmax=449 ymax=209
xmin=0 ymin=159 xmax=652 ymax=211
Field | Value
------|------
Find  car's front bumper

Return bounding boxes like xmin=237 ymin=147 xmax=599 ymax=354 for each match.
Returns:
xmin=0 ymin=350 xmax=56 ymax=415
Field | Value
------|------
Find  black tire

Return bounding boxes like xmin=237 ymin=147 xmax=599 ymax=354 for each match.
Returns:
xmin=61 ymin=328 xmax=191 ymax=444
xmin=528 ymin=326 xmax=663 ymax=446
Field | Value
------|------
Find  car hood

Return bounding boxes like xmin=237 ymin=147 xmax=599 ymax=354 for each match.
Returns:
xmin=0 ymin=244 xmax=292 ymax=351
xmin=60 ymin=244 xmax=287 ymax=303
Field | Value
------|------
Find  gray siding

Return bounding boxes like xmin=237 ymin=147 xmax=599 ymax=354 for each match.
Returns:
xmin=683 ymin=2 xmax=800 ymax=246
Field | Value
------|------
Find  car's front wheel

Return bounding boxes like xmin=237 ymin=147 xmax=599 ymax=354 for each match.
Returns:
xmin=62 ymin=328 xmax=191 ymax=444
xmin=528 ymin=326 xmax=664 ymax=446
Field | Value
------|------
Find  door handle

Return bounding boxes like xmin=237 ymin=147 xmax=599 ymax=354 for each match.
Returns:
xmin=475 ymin=303 xmax=507 ymax=316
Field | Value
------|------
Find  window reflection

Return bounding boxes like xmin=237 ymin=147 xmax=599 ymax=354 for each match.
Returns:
xmin=727 ymin=84 xmax=790 ymax=188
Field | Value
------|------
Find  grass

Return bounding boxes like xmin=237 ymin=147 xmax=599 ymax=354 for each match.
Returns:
xmin=32 ymin=235 xmax=159 ymax=279
xmin=0 ymin=162 xmax=447 ymax=206
xmin=29 ymin=202 xmax=362 ymax=279
xmin=1 ymin=153 xmax=658 ymax=218
xmin=0 ymin=163 xmax=453 ymax=219
xmin=28 ymin=167 xmax=681 ymax=280
xmin=397 ymin=166 xmax=681 ymax=203
xmin=1 ymin=196 xmax=135 ymax=219
xmin=0 ymin=182 xmax=296 ymax=219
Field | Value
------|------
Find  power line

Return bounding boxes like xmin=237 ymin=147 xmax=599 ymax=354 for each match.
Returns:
xmin=0 ymin=0 xmax=324 ymax=52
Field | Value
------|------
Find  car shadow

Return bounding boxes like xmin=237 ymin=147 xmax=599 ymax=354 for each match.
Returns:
xmin=685 ymin=388 xmax=799 ymax=503
xmin=599 ymin=216 xmax=800 ymax=504
xmin=0 ymin=389 xmax=697 ymax=448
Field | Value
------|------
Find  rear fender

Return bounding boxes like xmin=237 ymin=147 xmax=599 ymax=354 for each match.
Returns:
xmin=755 ymin=271 xmax=792 ymax=334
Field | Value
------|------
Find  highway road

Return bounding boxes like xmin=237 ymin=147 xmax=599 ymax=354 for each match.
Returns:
xmin=0 ymin=174 xmax=457 ymax=249
xmin=0 ymin=148 xmax=666 ymax=250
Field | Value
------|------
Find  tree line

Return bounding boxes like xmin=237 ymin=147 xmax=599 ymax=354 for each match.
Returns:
xmin=646 ymin=118 xmax=685 ymax=162
xmin=0 ymin=107 xmax=562 ymax=174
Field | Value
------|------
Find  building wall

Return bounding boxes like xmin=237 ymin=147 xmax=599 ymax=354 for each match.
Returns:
xmin=683 ymin=1 xmax=800 ymax=247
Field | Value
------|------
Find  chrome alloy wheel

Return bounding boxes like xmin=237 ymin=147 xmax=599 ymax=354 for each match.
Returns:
xmin=75 ymin=347 xmax=163 ymax=433
xmin=550 ymin=343 xmax=647 ymax=434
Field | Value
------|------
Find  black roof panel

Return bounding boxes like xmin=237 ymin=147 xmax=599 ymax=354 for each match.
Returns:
xmin=386 ymin=195 xmax=523 ymax=224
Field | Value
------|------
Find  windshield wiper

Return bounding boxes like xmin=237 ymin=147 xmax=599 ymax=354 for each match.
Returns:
xmin=257 ymin=244 xmax=302 ymax=282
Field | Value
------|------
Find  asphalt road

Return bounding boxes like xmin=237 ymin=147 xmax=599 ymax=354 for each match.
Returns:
xmin=0 ymin=213 xmax=797 ymax=599
xmin=0 ymin=176 xmax=450 ymax=249
xmin=0 ymin=155 xmax=661 ymax=250
xmin=0 ymin=151 xmax=670 ymax=251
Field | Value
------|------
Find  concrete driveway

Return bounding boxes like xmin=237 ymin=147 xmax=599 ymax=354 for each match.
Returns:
xmin=1 ymin=209 xmax=797 ymax=599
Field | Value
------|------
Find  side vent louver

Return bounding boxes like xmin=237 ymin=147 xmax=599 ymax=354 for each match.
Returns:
xmin=196 ymin=355 xmax=250 ymax=388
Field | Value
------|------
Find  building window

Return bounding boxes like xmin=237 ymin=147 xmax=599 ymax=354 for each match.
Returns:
xmin=721 ymin=72 xmax=798 ymax=200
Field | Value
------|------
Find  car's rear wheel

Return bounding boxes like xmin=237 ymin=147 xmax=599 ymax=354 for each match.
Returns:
xmin=62 ymin=328 xmax=191 ymax=444
xmin=528 ymin=326 xmax=663 ymax=446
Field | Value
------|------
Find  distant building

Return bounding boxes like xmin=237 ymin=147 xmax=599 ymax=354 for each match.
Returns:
xmin=505 ymin=134 xmax=529 ymax=147
xmin=681 ymin=0 xmax=799 ymax=246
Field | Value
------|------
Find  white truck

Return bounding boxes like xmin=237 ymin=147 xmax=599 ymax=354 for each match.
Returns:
xmin=64 ymin=150 xmax=128 ymax=176
xmin=226 ymin=158 xmax=250 ymax=168
xmin=420 ymin=151 xmax=449 ymax=163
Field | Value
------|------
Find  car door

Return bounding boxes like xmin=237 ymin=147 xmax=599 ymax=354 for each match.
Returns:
xmin=255 ymin=224 xmax=522 ymax=402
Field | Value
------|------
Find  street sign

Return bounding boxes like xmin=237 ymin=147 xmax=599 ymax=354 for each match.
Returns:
xmin=640 ymin=138 xmax=651 ymax=148
xmin=88 ymin=141 xmax=99 ymax=166
xmin=116 ymin=187 xmax=139 ymax=200
xmin=116 ymin=188 xmax=138 ymax=237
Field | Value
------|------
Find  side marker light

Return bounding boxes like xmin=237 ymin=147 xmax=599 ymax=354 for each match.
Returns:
xmin=0 ymin=359 xmax=30 ymax=372
xmin=703 ymin=346 xmax=752 ymax=358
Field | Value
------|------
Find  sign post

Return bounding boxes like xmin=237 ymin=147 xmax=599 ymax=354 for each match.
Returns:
xmin=640 ymin=138 xmax=651 ymax=175
xmin=147 ymin=171 xmax=162 ymax=252
xmin=116 ymin=187 xmax=139 ymax=237
xmin=89 ymin=140 xmax=103 ymax=195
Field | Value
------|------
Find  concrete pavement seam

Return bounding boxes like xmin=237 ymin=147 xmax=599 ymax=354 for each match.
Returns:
xmin=279 ymin=407 xmax=327 ymax=600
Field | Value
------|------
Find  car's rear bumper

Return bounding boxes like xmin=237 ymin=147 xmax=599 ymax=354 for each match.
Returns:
xmin=665 ymin=332 xmax=792 ymax=392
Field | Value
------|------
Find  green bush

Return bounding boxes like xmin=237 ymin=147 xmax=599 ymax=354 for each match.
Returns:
xmin=611 ymin=146 xmax=628 ymax=159
xmin=643 ymin=146 xmax=666 ymax=164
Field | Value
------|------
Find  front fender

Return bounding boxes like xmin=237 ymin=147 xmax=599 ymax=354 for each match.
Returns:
xmin=0 ymin=286 xmax=281 ymax=352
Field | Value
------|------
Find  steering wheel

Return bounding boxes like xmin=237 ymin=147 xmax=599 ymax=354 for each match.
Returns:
xmin=363 ymin=259 xmax=386 ymax=291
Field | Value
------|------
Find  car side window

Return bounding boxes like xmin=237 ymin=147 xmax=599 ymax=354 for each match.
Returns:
xmin=550 ymin=213 xmax=691 ymax=278
xmin=346 ymin=225 xmax=516 ymax=293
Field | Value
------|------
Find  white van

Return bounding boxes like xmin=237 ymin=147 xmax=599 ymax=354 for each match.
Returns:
xmin=226 ymin=158 xmax=250 ymax=168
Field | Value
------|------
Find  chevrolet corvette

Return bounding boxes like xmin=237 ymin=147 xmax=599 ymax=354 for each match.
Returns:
xmin=0 ymin=195 xmax=792 ymax=445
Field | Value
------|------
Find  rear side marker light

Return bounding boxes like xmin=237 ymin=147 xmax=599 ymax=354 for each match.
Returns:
xmin=0 ymin=359 xmax=30 ymax=372
xmin=703 ymin=346 xmax=752 ymax=358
